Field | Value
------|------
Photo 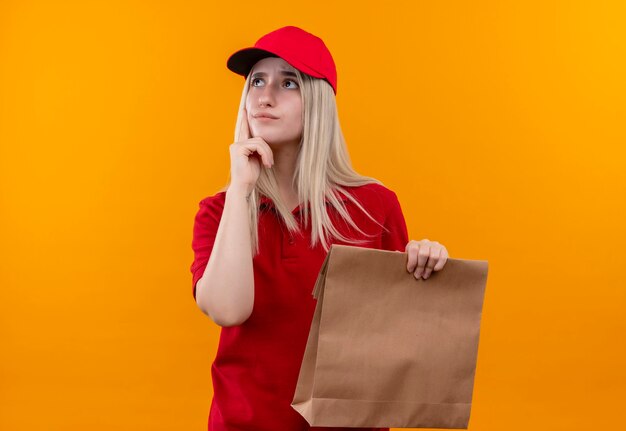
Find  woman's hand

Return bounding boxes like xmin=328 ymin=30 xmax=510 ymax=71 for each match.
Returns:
xmin=405 ymin=239 xmax=449 ymax=280
xmin=229 ymin=107 xmax=275 ymax=195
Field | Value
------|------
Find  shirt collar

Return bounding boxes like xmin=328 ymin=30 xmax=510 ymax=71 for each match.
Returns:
xmin=259 ymin=192 xmax=350 ymax=210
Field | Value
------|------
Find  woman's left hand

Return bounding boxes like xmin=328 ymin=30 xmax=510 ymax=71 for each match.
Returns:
xmin=405 ymin=239 xmax=449 ymax=280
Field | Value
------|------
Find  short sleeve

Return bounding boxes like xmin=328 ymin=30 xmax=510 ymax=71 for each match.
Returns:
xmin=190 ymin=194 xmax=225 ymax=300
xmin=380 ymin=190 xmax=409 ymax=252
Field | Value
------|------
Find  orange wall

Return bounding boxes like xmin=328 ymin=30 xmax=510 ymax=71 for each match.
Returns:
xmin=1 ymin=1 xmax=624 ymax=430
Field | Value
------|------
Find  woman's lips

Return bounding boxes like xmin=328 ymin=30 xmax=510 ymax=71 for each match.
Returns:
xmin=254 ymin=116 xmax=278 ymax=121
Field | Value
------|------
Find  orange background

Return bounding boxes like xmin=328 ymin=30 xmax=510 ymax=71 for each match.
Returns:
xmin=1 ymin=1 xmax=624 ymax=430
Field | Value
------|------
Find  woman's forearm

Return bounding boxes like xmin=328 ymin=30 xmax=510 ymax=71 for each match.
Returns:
xmin=195 ymin=185 xmax=254 ymax=327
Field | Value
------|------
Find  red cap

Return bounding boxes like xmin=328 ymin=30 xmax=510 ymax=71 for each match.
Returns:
xmin=226 ymin=26 xmax=338 ymax=95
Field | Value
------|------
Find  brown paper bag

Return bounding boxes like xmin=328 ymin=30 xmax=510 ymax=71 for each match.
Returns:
xmin=291 ymin=244 xmax=489 ymax=429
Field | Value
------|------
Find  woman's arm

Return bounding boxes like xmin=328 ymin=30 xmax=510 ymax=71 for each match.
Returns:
xmin=195 ymin=184 xmax=254 ymax=327
xmin=194 ymin=107 xmax=273 ymax=326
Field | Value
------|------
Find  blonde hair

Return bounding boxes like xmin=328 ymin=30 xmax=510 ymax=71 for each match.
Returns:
xmin=220 ymin=67 xmax=387 ymax=256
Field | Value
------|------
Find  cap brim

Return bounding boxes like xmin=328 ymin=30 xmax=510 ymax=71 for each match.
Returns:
xmin=226 ymin=48 xmax=280 ymax=77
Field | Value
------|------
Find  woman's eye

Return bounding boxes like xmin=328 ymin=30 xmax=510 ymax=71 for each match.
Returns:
xmin=251 ymin=78 xmax=298 ymax=88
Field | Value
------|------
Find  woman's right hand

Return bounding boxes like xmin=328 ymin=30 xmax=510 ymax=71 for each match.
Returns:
xmin=229 ymin=107 xmax=274 ymax=196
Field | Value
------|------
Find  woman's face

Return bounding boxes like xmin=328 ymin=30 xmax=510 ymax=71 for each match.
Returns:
xmin=245 ymin=57 xmax=303 ymax=147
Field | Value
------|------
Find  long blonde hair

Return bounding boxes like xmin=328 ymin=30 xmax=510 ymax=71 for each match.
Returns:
xmin=220 ymin=67 xmax=387 ymax=256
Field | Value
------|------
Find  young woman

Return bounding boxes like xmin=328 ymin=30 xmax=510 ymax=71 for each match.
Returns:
xmin=190 ymin=26 xmax=449 ymax=431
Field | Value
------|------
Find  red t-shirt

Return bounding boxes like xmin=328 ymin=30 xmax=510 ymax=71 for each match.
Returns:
xmin=190 ymin=182 xmax=409 ymax=431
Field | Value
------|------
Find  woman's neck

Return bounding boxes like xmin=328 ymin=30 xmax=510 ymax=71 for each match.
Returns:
xmin=270 ymin=141 xmax=300 ymax=202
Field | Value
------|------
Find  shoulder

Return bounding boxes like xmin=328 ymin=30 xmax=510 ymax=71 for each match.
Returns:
xmin=344 ymin=182 xmax=400 ymax=207
xmin=194 ymin=191 xmax=227 ymax=224
xmin=198 ymin=190 xmax=227 ymax=209
xmin=338 ymin=182 xmax=401 ymax=223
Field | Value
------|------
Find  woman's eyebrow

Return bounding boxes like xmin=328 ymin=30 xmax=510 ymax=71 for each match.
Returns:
xmin=251 ymin=70 xmax=297 ymax=79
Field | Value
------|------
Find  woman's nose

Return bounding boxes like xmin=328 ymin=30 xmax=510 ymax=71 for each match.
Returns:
xmin=257 ymin=85 xmax=276 ymax=107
